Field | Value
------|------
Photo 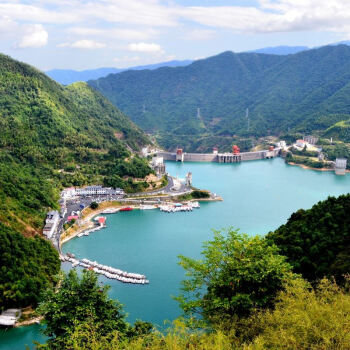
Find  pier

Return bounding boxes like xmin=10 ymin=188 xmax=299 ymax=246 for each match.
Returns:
xmin=61 ymin=255 xmax=149 ymax=285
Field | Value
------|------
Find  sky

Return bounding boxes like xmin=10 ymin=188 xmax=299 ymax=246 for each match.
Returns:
xmin=1 ymin=0 xmax=350 ymax=71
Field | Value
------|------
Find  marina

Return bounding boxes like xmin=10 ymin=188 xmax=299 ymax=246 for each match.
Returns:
xmin=3 ymin=158 xmax=350 ymax=349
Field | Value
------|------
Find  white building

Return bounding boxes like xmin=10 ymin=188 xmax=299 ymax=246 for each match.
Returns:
xmin=151 ymin=156 xmax=166 ymax=176
xmin=335 ymin=158 xmax=347 ymax=175
xmin=296 ymin=139 xmax=307 ymax=148
xmin=43 ymin=210 xmax=59 ymax=239
xmin=75 ymin=186 xmax=122 ymax=196
xmin=172 ymin=178 xmax=182 ymax=191
xmin=276 ymin=140 xmax=287 ymax=149
xmin=61 ymin=187 xmax=76 ymax=199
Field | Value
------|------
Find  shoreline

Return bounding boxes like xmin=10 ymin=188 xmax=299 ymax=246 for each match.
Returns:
xmin=287 ymin=161 xmax=336 ymax=172
xmin=15 ymin=316 xmax=42 ymax=327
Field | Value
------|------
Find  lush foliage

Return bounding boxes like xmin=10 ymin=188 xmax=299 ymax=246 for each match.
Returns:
xmin=0 ymin=53 xmax=151 ymax=235
xmin=90 ymin=45 xmax=350 ymax=151
xmin=0 ymin=223 xmax=60 ymax=310
xmin=176 ymin=229 xmax=295 ymax=324
xmin=267 ymin=194 xmax=350 ymax=283
xmin=246 ymin=278 xmax=350 ymax=349
xmin=322 ymin=142 xmax=350 ymax=168
xmin=38 ymin=270 xmax=153 ymax=349
xmin=37 ymin=278 xmax=350 ymax=350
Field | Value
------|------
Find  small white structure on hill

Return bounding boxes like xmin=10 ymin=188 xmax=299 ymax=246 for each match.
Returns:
xmin=276 ymin=140 xmax=287 ymax=149
xmin=43 ymin=210 xmax=59 ymax=239
xmin=61 ymin=187 xmax=76 ymax=199
xmin=304 ymin=135 xmax=318 ymax=145
xmin=151 ymin=156 xmax=166 ymax=176
xmin=296 ymin=139 xmax=307 ymax=148
xmin=335 ymin=158 xmax=347 ymax=175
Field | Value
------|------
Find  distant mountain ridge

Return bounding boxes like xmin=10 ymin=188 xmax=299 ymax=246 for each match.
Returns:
xmin=248 ymin=45 xmax=309 ymax=55
xmin=47 ymin=60 xmax=193 ymax=85
xmin=88 ymin=45 xmax=350 ymax=152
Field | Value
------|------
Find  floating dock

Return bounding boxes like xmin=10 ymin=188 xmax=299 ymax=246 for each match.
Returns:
xmin=60 ymin=255 xmax=149 ymax=285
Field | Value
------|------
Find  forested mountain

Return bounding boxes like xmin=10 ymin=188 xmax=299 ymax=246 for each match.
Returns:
xmin=248 ymin=45 xmax=309 ymax=55
xmin=47 ymin=60 xmax=193 ymax=85
xmin=89 ymin=45 xmax=350 ymax=151
xmin=0 ymin=53 xmax=151 ymax=236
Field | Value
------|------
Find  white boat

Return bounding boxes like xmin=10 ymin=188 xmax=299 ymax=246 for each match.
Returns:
xmin=140 ymin=205 xmax=157 ymax=210
xmin=102 ymin=208 xmax=119 ymax=214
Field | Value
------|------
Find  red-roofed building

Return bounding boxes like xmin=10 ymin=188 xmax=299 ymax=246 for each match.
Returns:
xmin=67 ymin=215 xmax=79 ymax=222
xmin=98 ymin=217 xmax=106 ymax=225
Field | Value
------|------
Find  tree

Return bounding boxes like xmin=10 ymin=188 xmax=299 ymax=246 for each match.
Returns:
xmin=246 ymin=278 xmax=350 ymax=350
xmin=176 ymin=228 xmax=295 ymax=325
xmin=267 ymin=194 xmax=350 ymax=283
xmin=90 ymin=201 xmax=99 ymax=209
xmin=0 ymin=224 xmax=60 ymax=310
xmin=38 ymin=270 xmax=128 ymax=349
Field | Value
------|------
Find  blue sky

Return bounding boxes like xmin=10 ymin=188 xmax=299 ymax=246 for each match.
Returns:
xmin=0 ymin=0 xmax=349 ymax=70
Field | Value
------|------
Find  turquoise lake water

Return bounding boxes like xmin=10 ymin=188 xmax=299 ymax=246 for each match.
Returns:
xmin=1 ymin=158 xmax=350 ymax=349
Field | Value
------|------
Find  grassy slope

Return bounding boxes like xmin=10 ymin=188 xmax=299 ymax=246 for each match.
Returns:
xmin=0 ymin=53 xmax=151 ymax=235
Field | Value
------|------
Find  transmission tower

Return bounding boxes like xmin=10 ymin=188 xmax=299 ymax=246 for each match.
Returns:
xmin=246 ymin=108 xmax=250 ymax=132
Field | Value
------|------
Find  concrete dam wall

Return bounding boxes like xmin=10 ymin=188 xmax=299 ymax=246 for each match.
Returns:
xmin=157 ymin=149 xmax=280 ymax=163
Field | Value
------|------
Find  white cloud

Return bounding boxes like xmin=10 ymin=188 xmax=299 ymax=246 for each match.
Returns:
xmin=68 ymin=27 xmax=158 ymax=41
xmin=186 ymin=29 xmax=216 ymax=41
xmin=17 ymin=24 xmax=48 ymax=48
xmin=127 ymin=42 xmax=163 ymax=53
xmin=180 ymin=1 xmax=350 ymax=34
xmin=58 ymin=39 xmax=106 ymax=49
xmin=0 ymin=15 xmax=17 ymax=35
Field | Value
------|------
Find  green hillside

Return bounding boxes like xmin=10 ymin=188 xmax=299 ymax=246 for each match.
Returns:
xmin=89 ymin=45 xmax=350 ymax=151
xmin=0 ymin=53 xmax=151 ymax=235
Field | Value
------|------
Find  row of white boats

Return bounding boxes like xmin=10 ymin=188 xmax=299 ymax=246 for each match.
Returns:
xmin=102 ymin=201 xmax=201 ymax=214
xmin=61 ymin=255 xmax=149 ymax=284
xmin=159 ymin=201 xmax=200 ymax=213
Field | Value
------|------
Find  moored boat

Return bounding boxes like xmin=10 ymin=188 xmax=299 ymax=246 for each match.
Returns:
xmin=120 ymin=207 xmax=133 ymax=212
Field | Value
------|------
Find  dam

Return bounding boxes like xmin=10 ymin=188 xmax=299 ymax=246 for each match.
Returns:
xmin=157 ymin=147 xmax=281 ymax=163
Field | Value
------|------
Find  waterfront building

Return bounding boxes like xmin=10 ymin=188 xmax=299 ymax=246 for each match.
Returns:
xmin=335 ymin=158 xmax=347 ymax=175
xmin=0 ymin=309 xmax=21 ymax=327
xmin=75 ymin=185 xmax=123 ymax=196
xmin=176 ymin=148 xmax=184 ymax=162
xmin=213 ymin=147 xmax=218 ymax=154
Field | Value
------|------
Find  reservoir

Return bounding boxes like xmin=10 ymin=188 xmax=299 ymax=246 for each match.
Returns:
xmin=1 ymin=158 xmax=350 ymax=349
